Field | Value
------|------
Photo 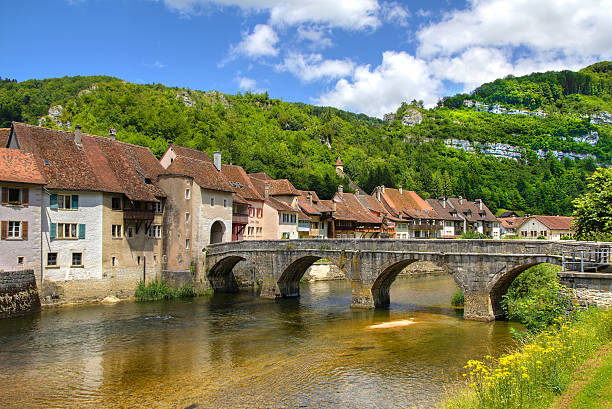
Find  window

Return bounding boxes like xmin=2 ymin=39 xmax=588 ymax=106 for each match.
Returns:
xmin=8 ymin=221 xmax=21 ymax=238
xmin=185 ymin=212 xmax=190 ymax=224
xmin=57 ymin=223 xmax=78 ymax=238
xmin=111 ymin=197 xmax=122 ymax=210
xmin=281 ymin=232 xmax=290 ymax=239
xmin=137 ymin=256 xmax=141 ymax=265
xmin=17 ymin=256 xmax=24 ymax=265
xmin=147 ymin=225 xmax=162 ymax=238
xmin=257 ymin=208 xmax=262 ymax=218
xmin=47 ymin=252 xmax=58 ymax=266
xmin=112 ymin=224 xmax=122 ymax=238
xmin=153 ymin=202 xmax=163 ymax=213
xmin=210 ymin=197 xmax=215 ymax=206
xmin=223 ymin=199 xmax=227 ymax=207
xmin=71 ymin=252 xmax=83 ymax=267
xmin=126 ymin=227 xmax=133 ymax=238
xmin=185 ymin=239 xmax=190 ymax=249
xmin=249 ymin=207 xmax=254 ymax=217
xmin=8 ymin=188 xmax=20 ymax=203
xmin=112 ymin=256 xmax=117 ymax=267
xmin=185 ymin=188 xmax=191 ymax=200
xmin=153 ymin=255 xmax=157 ymax=265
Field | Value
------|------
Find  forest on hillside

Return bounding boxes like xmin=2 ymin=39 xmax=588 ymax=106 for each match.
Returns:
xmin=0 ymin=66 xmax=609 ymax=216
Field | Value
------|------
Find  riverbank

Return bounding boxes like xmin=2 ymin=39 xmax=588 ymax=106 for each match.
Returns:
xmin=443 ymin=307 xmax=612 ymax=409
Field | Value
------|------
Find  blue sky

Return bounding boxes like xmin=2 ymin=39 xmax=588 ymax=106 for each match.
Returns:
xmin=1 ymin=0 xmax=611 ymax=117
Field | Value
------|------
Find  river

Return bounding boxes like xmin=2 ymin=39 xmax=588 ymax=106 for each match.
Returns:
xmin=0 ymin=276 xmax=522 ymax=408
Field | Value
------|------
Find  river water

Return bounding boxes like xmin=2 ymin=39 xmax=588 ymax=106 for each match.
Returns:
xmin=0 ymin=276 xmax=522 ymax=408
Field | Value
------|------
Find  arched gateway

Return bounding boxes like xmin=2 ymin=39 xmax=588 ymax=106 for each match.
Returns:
xmin=204 ymin=239 xmax=610 ymax=321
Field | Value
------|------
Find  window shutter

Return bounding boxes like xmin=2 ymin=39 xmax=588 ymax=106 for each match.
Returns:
xmin=21 ymin=221 xmax=28 ymax=240
xmin=1 ymin=187 xmax=7 ymax=204
xmin=1 ymin=221 xmax=7 ymax=239
xmin=78 ymin=224 xmax=86 ymax=239
xmin=50 ymin=222 xmax=57 ymax=239
xmin=50 ymin=194 xmax=58 ymax=209
xmin=72 ymin=195 xmax=79 ymax=209
xmin=21 ymin=188 xmax=29 ymax=206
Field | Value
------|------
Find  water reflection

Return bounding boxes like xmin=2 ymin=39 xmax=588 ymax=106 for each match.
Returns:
xmin=0 ymin=276 xmax=521 ymax=408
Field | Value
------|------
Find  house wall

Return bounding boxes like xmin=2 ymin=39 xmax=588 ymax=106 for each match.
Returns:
xmin=42 ymin=191 xmax=103 ymax=282
xmin=261 ymin=202 xmax=280 ymax=240
xmin=159 ymin=176 xmax=194 ymax=273
xmin=159 ymin=148 xmax=177 ymax=169
xmin=101 ymin=194 xmax=163 ymax=286
xmin=0 ymin=183 xmax=42 ymax=276
xmin=518 ymin=218 xmax=551 ymax=239
xmin=278 ymin=211 xmax=298 ymax=239
xmin=245 ymin=200 xmax=264 ymax=240
xmin=197 ymin=187 xmax=233 ymax=247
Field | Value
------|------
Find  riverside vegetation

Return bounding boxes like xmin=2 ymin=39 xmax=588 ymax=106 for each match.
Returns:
xmin=2 ymin=62 xmax=612 ymax=215
xmin=134 ymin=279 xmax=212 ymax=301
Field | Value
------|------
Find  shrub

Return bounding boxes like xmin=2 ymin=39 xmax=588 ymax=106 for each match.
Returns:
xmin=460 ymin=231 xmax=490 ymax=239
xmin=135 ymin=279 xmax=197 ymax=301
xmin=451 ymin=288 xmax=465 ymax=307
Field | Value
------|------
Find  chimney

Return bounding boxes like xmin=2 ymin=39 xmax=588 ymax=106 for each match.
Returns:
xmin=476 ymin=199 xmax=483 ymax=210
xmin=376 ymin=186 xmax=381 ymax=201
xmin=399 ymin=185 xmax=403 ymax=194
xmin=459 ymin=196 xmax=463 ymax=205
xmin=381 ymin=185 xmax=385 ymax=194
xmin=74 ymin=125 xmax=82 ymax=146
xmin=332 ymin=201 xmax=336 ymax=211
xmin=355 ymin=188 xmax=359 ymax=196
xmin=338 ymin=185 xmax=343 ymax=197
xmin=109 ymin=128 xmax=116 ymax=140
xmin=307 ymin=192 xmax=313 ymax=205
xmin=213 ymin=151 xmax=221 ymax=171
xmin=264 ymin=182 xmax=270 ymax=199
xmin=439 ymin=197 xmax=446 ymax=208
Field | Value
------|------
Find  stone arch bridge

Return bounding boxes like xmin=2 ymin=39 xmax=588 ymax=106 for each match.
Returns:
xmin=204 ymin=239 xmax=610 ymax=321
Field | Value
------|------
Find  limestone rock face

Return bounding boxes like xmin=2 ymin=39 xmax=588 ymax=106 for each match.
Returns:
xmin=176 ymin=92 xmax=195 ymax=107
xmin=48 ymin=105 xmax=63 ymax=119
xmin=401 ymin=109 xmax=423 ymax=126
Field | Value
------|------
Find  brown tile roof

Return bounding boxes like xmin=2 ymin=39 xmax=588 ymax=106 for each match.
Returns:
xmin=248 ymin=172 xmax=272 ymax=180
xmin=380 ymin=187 xmax=439 ymax=220
xmin=249 ymin=175 xmax=300 ymax=199
xmin=221 ymin=164 xmax=263 ymax=201
xmin=499 ymin=216 xmax=525 ymax=230
xmin=447 ymin=197 xmax=497 ymax=222
xmin=165 ymin=156 xmax=233 ymax=193
xmin=267 ymin=196 xmax=296 ymax=212
xmin=11 ymin=122 xmax=165 ymax=201
xmin=169 ymin=144 xmax=212 ymax=163
xmin=333 ymin=192 xmax=382 ymax=224
xmin=335 ymin=157 xmax=343 ymax=166
xmin=357 ymin=194 xmax=390 ymax=218
xmin=0 ymin=148 xmax=46 ymax=185
xmin=0 ymin=128 xmax=10 ymax=147
xmin=523 ymin=215 xmax=574 ymax=231
xmin=232 ymin=193 xmax=249 ymax=205
xmin=298 ymin=209 xmax=312 ymax=220
xmin=297 ymin=190 xmax=332 ymax=215
xmin=425 ymin=198 xmax=463 ymax=221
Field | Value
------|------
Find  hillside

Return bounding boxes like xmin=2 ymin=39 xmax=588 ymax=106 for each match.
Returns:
xmin=0 ymin=69 xmax=607 ymax=216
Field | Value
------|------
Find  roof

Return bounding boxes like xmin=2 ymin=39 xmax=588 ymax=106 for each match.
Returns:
xmin=0 ymin=128 xmax=9 ymax=147
xmin=499 ymin=211 xmax=520 ymax=218
xmin=298 ymin=209 xmax=312 ymax=221
xmin=297 ymin=190 xmax=332 ymax=215
xmin=331 ymin=192 xmax=382 ymax=224
xmin=169 ymin=144 xmax=212 ymax=163
xmin=165 ymin=156 xmax=233 ymax=193
xmin=521 ymin=215 xmax=574 ymax=231
xmin=221 ymin=164 xmax=263 ymax=201
xmin=249 ymin=175 xmax=300 ymax=198
xmin=0 ymin=148 xmax=46 ymax=185
xmin=10 ymin=122 xmax=165 ymax=201
xmin=499 ymin=216 xmax=525 ymax=230
xmin=232 ymin=193 xmax=249 ymax=205
xmin=447 ymin=197 xmax=497 ymax=222
xmin=356 ymin=194 xmax=390 ymax=218
xmin=425 ymin=198 xmax=463 ymax=221
xmin=379 ymin=187 xmax=439 ymax=220
xmin=335 ymin=157 xmax=343 ymax=166
xmin=248 ymin=172 xmax=272 ymax=180
xmin=266 ymin=196 xmax=296 ymax=212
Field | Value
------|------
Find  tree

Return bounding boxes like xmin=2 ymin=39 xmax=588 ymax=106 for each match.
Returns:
xmin=572 ymin=167 xmax=612 ymax=240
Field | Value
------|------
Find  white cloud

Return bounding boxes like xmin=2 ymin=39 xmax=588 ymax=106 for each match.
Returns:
xmin=232 ymin=24 xmax=279 ymax=58
xmin=162 ymin=0 xmax=380 ymax=30
xmin=236 ymin=76 xmax=257 ymax=90
xmin=380 ymin=1 xmax=410 ymax=26
xmin=296 ymin=26 xmax=333 ymax=49
xmin=317 ymin=51 xmax=440 ymax=117
xmin=276 ymin=53 xmax=355 ymax=82
xmin=418 ymin=0 xmax=612 ymax=59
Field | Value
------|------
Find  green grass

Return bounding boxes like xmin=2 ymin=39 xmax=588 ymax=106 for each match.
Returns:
xmin=568 ymin=345 xmax=612 ymax=409
xmin=450 ymin=288 xmax=465 ymax=307
xmin=134 ymin=279 xmax=204 ymax=301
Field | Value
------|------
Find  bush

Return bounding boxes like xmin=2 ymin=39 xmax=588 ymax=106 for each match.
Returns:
xmin=460 ymin=231 xmax=490 ymax=239
xmin=451 ymin=288 xmax=465 ymax=307
xmin=135 ymin=279 xmax=197 ymax=301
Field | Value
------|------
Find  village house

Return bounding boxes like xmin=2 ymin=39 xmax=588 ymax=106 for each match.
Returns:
xmin=499 ymin=216 xmax=525 ymax=238
xmin=249 ymin=173 xmax=300 ymax=239
xmin=0 ymin=147 xmax=46 ymax=277
xmin=158 ymin=150 xmax=233 ymax=275
xmin=425 ymin=198 xmax=464 ymax=237
xmin=159 ymin=143 xmax=212 ymax=168
xmin=446 ymin=197 xmax=501 ymax=238
xmin=221 ymin=164 xmax=264 ymax=241
xmin=517 ymin=215 xmax=574 ymax=240
xmin=297 ymin=190 xmax=332 ymax=238
xmin=6 ymin=122 xmax=166 ymax=301
xmin=322 ymin=185 xmax=383 ymax=238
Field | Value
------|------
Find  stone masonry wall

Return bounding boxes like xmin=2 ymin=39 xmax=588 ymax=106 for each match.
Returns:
xmin=0 ymin=269 xmax=41 ymax=319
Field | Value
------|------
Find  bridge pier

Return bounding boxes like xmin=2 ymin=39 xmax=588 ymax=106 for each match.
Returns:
xmin=350 ymin=282 xmax=376 ymax=308
xmin=463 ymin=291 xmax=496 ymax=321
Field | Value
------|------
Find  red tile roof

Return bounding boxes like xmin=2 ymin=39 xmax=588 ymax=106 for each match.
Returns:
xmin=425 ymin=198 xmax=463 ymax=221
xmin=379 ymin=187 xmax=439 ymax=220
xmin=0 ymin=128 xmax=9 ymax=147
xmin=331 ymin=192 xmax=382 ymax=224
xmin=523 ymin=215 xmax=574 ymax=231
xmin=249 ymin=173 xmax=299 ymax=196
xmin=248 ymin=172 xmax=271 ymax=180
xmin=0 ymin=148 xmax=46 ymax=185
xmin=447 ymin=197 xmax=497 ymax=222
xmin=221 ymin=164 xmax=263 ymax=201
xmin=297 ymin=190 xmax=332 ymax=215
xmin=165 ymin=156 xmax=233 ymax=193
xmin=10 ymin=122 xmax=165 ymax=201
xmin=335 ymin=157 xmax=343 ymax=166
xmin=169 ymin=144 xmax=212 ymax=163
xmin=499 ymin=217 xmax=525 ymax=230
xmin=267 ymin=196 xmax=296 ymax=212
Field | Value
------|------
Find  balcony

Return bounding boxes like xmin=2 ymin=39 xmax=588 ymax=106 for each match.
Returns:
xmin=355 ymin=225 xmax=381 ymax=233
xmin=123 ymin=209 xmax=155 ymax=221
xmin=408 ymin=223 xmax=440 ymax=230
xmin=232 ymin=213 xmax=249 ymax=225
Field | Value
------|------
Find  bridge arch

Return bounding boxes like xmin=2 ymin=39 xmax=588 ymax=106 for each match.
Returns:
xmin=207 ymin=254 xmax=263 ymax=293
xmin=276 ymin=254 xmax=348 ymax=298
